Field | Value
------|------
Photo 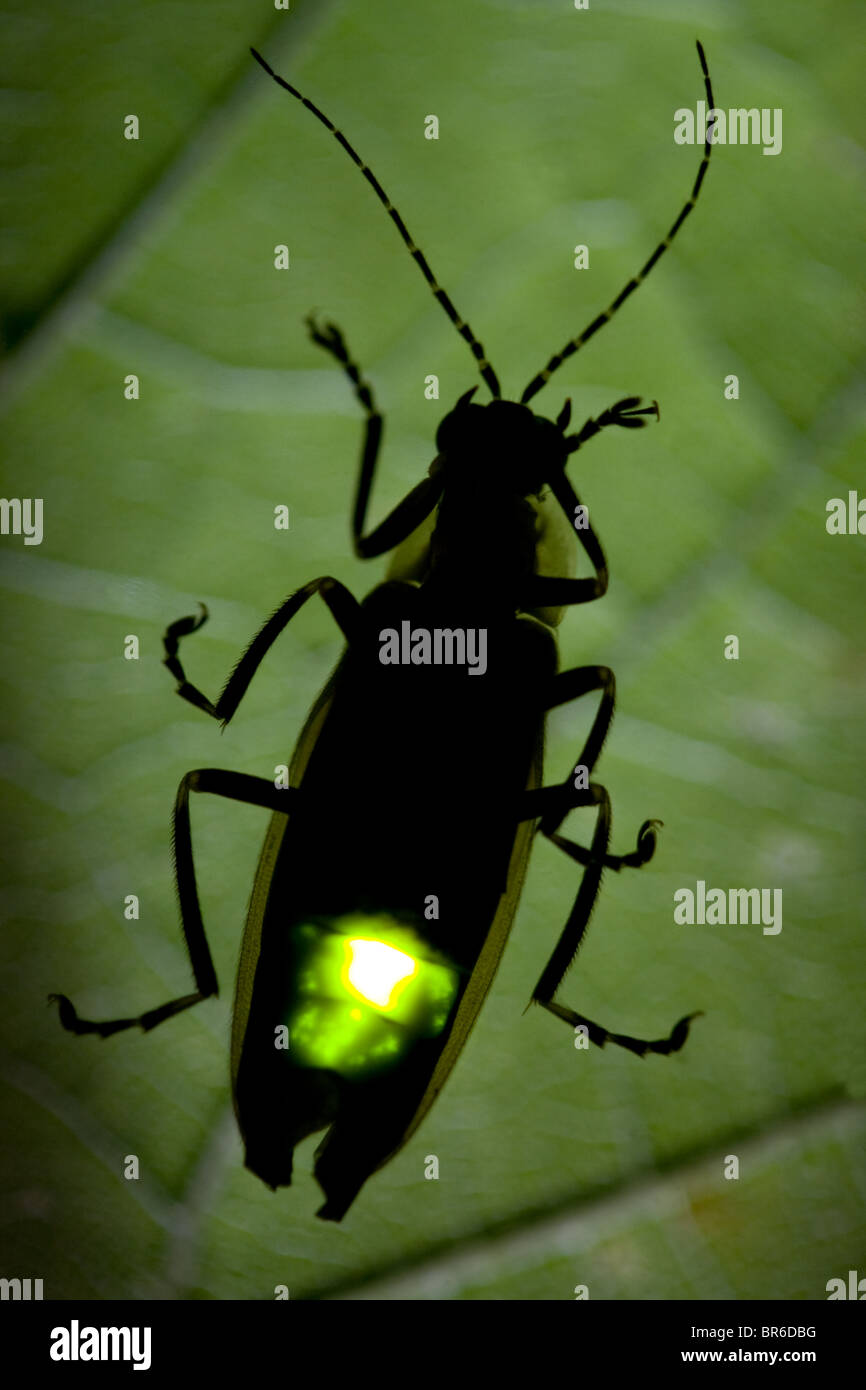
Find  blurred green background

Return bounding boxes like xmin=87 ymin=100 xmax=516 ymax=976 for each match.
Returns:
xmin=1 ymin=0 xmax=864 ymax=1301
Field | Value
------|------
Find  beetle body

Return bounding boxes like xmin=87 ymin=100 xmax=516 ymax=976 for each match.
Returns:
xmin=233 ymin=403 xmax=570 ymax=1218
xmin=52 ymin=42 xmax=715 ymax=1221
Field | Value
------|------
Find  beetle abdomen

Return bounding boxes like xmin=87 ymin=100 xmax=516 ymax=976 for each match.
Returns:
xmin=233 ymin=586 xmax=558 ymax=1213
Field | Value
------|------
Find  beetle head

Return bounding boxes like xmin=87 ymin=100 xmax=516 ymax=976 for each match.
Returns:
xmin=434 ymin=390 xmax=570 ymax=498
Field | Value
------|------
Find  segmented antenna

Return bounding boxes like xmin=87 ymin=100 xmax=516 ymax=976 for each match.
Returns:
xmin=251 ymin=47 xmax=501 ymax=399
xmin=521 ymin=41 xmax=714 ymax=404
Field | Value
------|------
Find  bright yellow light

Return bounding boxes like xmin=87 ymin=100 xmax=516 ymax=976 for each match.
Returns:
xmin=345 ymin=938 xmax=417 ymax=1009
xmin=286 ymin=915 xmax=460 ymax=1077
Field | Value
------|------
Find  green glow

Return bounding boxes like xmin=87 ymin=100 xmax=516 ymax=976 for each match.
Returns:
xmin=344 ymin=938 xmax=417 ymax=1008
xmin=285 ymin=913 xmax=459 ymax=1078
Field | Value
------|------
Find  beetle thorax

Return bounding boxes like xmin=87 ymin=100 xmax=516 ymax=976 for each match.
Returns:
xmin=425 ymin=397 xmax=567 ymax=609
xmin=423 ymin=483 xmax=537 ymax=613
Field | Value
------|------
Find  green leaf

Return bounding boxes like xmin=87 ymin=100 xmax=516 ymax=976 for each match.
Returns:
xmin=1 ymin=0 xmax=864 ymax=1300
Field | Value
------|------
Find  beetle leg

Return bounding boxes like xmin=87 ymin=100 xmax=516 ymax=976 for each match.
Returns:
xmin=50 ymin=771 xmax=298 ymax=1038
xmin=542 ymin=663 xmax=614 ymax=829
xmin=515 ymin=662 xmax=695 ymax=1055
xmin=519 ymin=784 xmax=660 ymax=870
xmin=162 ymin=603 xmax=217 ymax=714
xmin=531 ymin=778 xmax=611 ymax=1003
xmin=163 ymin=577 xmax=363 ymax=725
xmin=523 ymin=472 xmax=608 ymax=608
xmin=49 ymin=990 xmax=208 ymax=1038
xmin=529 ymin=397 xmax=659 ymax=607
xmin=171 ymin=771 xmax=298 ymax=998
xmin=528 ymin=397 xmax=661 ymax=608
xmin=529 ymin=784 xmax=700 ymax=1057
xmin=540 ymin=997 xmax=702 ymax=1058
xmin=524 ymin=571 xmax=607 ymax=610
xmin=346 ymin=470 xmax=445 ymax=561
xmin=306 ymin=314 xmax=446 ymax=559
xmin=518 ymin=664 xmax=658 ymax=846
xmin=306 ymin=314 xmax=382 ymax=556
xmin=563 ymin=397 xmax=660 ymax=456
xmin=548 ymin=819 xmax=661 ymax=871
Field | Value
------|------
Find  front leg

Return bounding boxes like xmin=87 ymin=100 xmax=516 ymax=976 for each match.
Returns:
xmin=563 ymin=396 xmax=659 ymax=458
xmin=307 ymin=315 xmax=445 ymax=559
xmin=526 ymin=396 xmax=660 ymax=612
xmin=162 ymin=576 xmax=362 ymax=724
